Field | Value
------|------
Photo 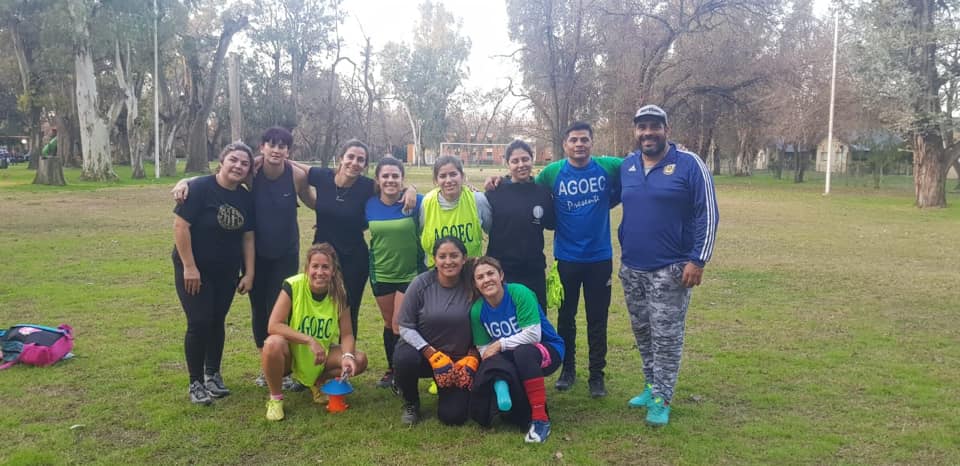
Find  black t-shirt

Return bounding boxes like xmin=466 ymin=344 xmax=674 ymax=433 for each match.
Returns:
xmin=485 ymin=181 xmax=556 ymax=274
xmin=252 ymin=166 xmax=299 ymax=259
xmin=173 ymin=175 xmax=255 ymax=272
xmin=308 ymin=167 xmax=374 ymax=258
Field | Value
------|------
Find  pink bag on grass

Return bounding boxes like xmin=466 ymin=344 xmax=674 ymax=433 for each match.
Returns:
xmin=0 ymin=324 xmax=74 ymax=370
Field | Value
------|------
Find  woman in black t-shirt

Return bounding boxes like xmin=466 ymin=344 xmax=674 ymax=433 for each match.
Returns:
xmin=296 ymin=140 xmax=374 ymax=341
xmin=485 ymin=140 xmax=556 ymax=309
xmin=173 ymin=142 xmax=256 ymax=406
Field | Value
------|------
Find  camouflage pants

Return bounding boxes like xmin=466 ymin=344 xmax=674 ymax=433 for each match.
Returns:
xmin=619 ymin=263 xmax=692 ymax=403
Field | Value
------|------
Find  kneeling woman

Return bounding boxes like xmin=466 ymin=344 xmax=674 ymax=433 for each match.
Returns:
xmin=261 ymin=243 xmax=368 ymax=421
xmin=394 ymin=236 xmax=480 ymax=426
xmin=469 ymin=256 xmax=565 ymax=443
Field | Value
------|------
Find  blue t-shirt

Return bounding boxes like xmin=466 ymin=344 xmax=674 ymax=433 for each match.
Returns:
xmin=619 ymin=144 xmax=719 ymax=270
xmin=536 ymin=157 xmax=621 ymax=263
xmin=471 ymin=284 xmax=564 ymax=361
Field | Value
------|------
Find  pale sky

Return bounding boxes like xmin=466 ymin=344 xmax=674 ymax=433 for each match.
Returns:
xmin=341 ymin=0 xmax=516 ymax=92
xmin=340 ymin=0 xmax=835 ymax=94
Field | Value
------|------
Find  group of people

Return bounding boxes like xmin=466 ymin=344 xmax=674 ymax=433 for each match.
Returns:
xmin=169 ymin=104 xmax=718 ymax=442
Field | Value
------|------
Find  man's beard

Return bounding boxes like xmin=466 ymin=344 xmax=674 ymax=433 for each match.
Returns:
xmin=638 ymin=138 xmax=666 ymax=156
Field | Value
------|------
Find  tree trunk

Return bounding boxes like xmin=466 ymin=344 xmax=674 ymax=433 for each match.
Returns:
xmin=734 ymin=128 xmax=753 ymax=176
xmin=793 ymin=143 xmax=805 ymax=183
xmin=28 ymin=122 xmax=42 ymax=169
xmin=228 ymin=54 xmax=243 ymax=141
xmin=52 ymin=115 xmax=76 ymax=172
xmin=32 ymin=115 xmax=67 ymax=185
xmin=912 ymin=133 xmax=948 ymax=207
xmin=33 ymin=157 xmax=66 ymax=186
xmin=184 ymin=16 xmax=247 ymax=174
xmin=115 ymin=115 xmax=131 ymax=165
xmin=773 ymin=147 xmax=784 ymax=179
xmin=184 ymin=119 xmax=209 ymax=173
xmin=160 ymin=120 xmax=179 ymax=176
xmin=62 ymin=79 xmax=84 ymax=168
xmin=114 ymin=40 xmax=143 ymax=178
xmin=131 ymin=132 xmax=145 ymax=179
xmin=68 ymin=0 xmax=117 ymax=182
xmin=709 ymin=137 xmax=720 ymax=176
xmin=9 ymin=17 xmax=42 ymax=171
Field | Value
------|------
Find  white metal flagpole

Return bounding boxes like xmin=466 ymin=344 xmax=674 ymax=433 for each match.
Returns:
xmin=154 ymin=0 xmax=160 ymax=178
xmin=825 ymin=9 xmax=839 ymax=195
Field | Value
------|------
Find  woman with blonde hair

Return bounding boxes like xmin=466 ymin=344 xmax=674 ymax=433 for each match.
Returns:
xmin=260 ymin=243 xmax=368 ymax=421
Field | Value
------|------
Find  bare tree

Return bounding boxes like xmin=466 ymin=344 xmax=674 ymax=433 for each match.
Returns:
xmin=183 ymin=12 xmax=247 ymax=174
xmin=382 ymin=1 xmax=471 ymax=164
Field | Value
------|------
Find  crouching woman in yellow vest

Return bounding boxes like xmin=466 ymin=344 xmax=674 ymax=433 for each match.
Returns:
xmin=261 ymin=243 xmax=368 ymax=421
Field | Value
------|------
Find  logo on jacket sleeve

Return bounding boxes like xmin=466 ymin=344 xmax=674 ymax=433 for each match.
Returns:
xmin=664 ymin=164 xmax=676 ymax=175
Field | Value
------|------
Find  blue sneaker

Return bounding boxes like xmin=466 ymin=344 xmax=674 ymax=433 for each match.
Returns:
xmin=628 ymin=384 xmax=654 ymax=408
xmin=524 ymin=420 xmax=551 ymax=443
xmin=646 ymin=397 xmax=671 ymax=426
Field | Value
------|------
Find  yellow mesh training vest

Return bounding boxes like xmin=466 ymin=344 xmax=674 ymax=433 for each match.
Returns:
xmin=420 ymin=188 xmax=483 ymax=267
xmin=286 ymin=273 xmax=339 ymax=387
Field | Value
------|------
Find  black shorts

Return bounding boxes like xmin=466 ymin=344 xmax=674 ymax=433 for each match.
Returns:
xmin=371 ymin=281 xmax=410 ymax=297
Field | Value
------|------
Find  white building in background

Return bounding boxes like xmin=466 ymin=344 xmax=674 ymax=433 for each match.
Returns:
xmin=815 ymin=136 xmax=857 ymax=173
xmin=755 ymin=147 xmax=770 ymax=170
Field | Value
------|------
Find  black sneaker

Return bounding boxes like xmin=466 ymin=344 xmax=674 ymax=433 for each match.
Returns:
xmin=189 ymin=380 xmax=213 ymax=405
xmin=401 ymin=402 xmax=421 ymax=425
xmin=390 ymin=378 xmax=400 ymax=396
xmin=283 ymin=375 xmax=307 ymax=392
xmin=555 ymin=368 xmax=576 ymax=391
xmin=377 ymin=370 xmax=395 ymax=389
xmin=204 ymin=372 xmax=231 ymax=398
xmin=588 ymin=377 xmax=607 ymax=398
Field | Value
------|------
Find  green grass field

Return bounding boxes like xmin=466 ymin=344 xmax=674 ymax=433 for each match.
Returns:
xmin=1 ymin=162 xmax=958 ymax=465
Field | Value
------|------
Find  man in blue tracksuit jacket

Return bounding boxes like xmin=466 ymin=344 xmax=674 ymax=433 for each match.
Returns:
xmin=618 ymin=105 xmax=719 ymax=427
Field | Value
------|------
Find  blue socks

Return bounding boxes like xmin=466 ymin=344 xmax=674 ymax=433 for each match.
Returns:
xmin=494 ymin=379 xmax=512 ymax=411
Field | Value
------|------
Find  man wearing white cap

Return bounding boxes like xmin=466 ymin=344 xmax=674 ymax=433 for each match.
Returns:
xmin=618 ymin=105 xmax=719 ymax=426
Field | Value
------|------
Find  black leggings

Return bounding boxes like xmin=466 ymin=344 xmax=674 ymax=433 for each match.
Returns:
xmin=498 ymin=343 xmax=561 ymax=380
xmin=248 ymin=252 xmax=299 ymax=348
xmin=557 ymin=259 xmax=612 ymax=379
xmin=393 ymin=342 xmax=469 ymax=425
xmin=174 ymin=257 xmax=238 ymax=383
xmin=339 ymin=250 xmax=369 ymax=339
